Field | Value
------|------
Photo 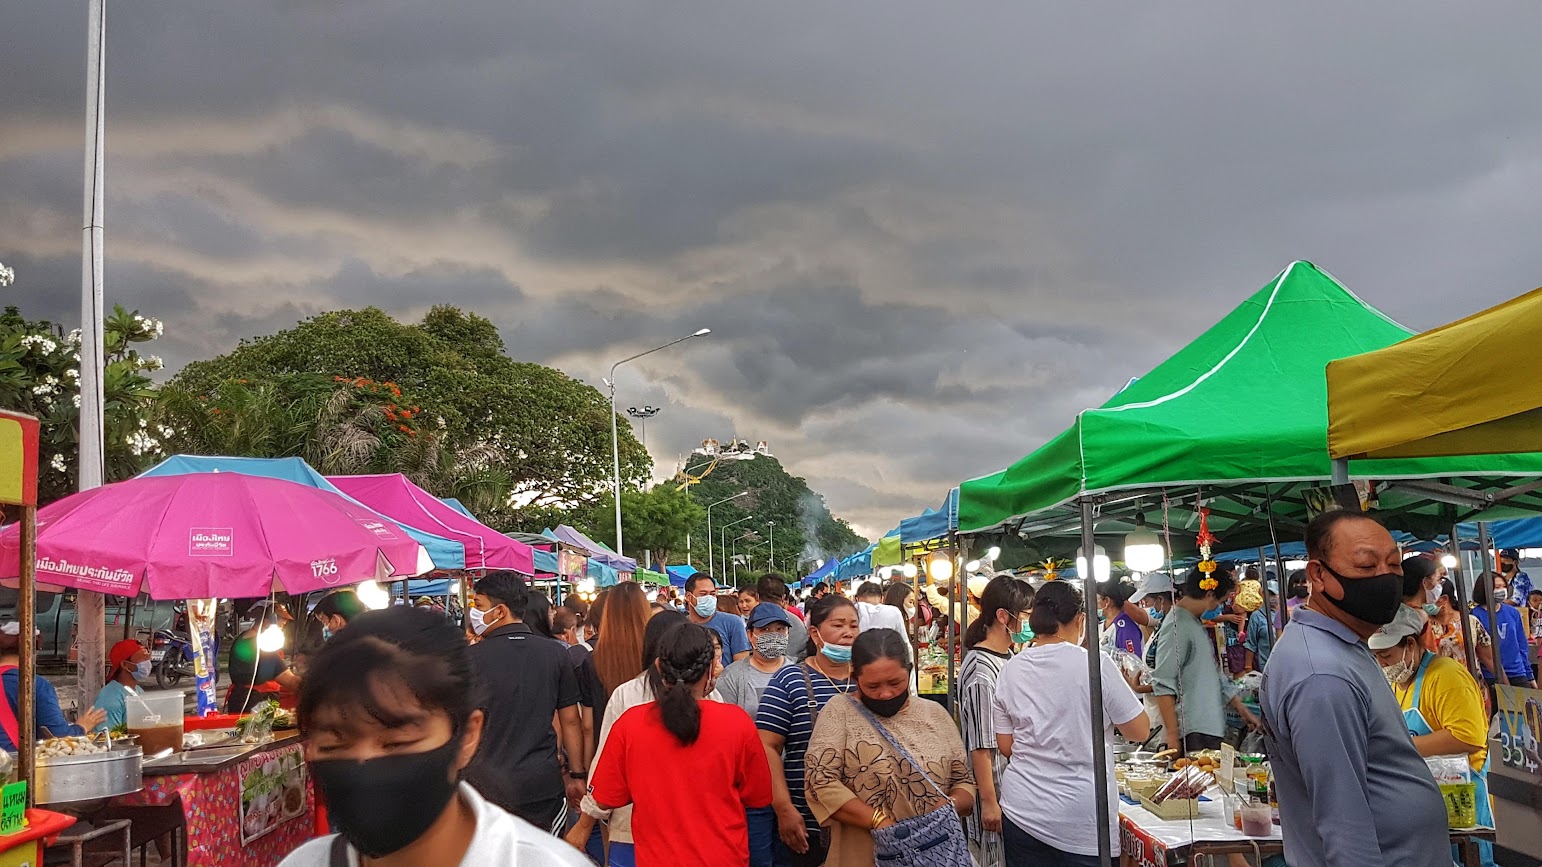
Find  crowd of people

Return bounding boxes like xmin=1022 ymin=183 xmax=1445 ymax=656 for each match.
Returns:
xmin=253 ymin=518 xmax=1542 ymax=866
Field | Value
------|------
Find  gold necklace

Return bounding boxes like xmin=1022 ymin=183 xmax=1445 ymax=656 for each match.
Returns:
xmin=808 ymin=656 xmax=853 ymax=694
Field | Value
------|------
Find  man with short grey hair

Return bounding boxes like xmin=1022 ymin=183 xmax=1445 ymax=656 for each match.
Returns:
xmin=1260 ymin=510 xmax=1449 ymax=866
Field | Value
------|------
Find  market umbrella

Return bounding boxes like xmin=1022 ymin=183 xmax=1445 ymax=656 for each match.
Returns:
xmin=328 ymin=474 xmax=535 ymax=574
xmin=0 ymin=473 xmax=423 ymax=599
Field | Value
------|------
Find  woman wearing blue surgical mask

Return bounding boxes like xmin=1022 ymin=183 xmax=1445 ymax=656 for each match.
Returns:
xmin=91 ymin=639 xmax=151 ymax=733
xmin=959 ymin=576 xmax=1033 ymax=867
xmin=757 ymin=594 xmax=860 ymax=866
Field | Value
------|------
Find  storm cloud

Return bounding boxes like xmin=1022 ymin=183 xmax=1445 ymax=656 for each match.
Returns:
xmin=6 ymin=2 xmax=1542 ymax=537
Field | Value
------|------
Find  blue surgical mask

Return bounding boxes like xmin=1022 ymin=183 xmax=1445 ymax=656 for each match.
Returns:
xmin=694 ymin=595 xmax=718 ymax=618
xmin=1147 ymin=607 xmax=1163 ymax=622
xmin=131 ymin=660 xmax=152 ymax=682
xmin=820 ymin=642 xmax=853 ymax=664
xmin=1012 ymin=624 xmax=1034 ymax=644
xmin=1202 ymin=605 xmax=1225 ymax=621
xmin=321 ymin=626 xmax=334 ymax=642
xmin=1423 ymin=603 xmax=1440 ymax=617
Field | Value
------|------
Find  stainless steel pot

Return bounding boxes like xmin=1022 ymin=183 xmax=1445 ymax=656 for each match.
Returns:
xmin=35 ymin=744 xmax=144 ymax=805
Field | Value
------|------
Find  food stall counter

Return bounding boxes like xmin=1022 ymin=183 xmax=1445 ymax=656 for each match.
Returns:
xmin=108 ymin=732 xmax=314 ymax=867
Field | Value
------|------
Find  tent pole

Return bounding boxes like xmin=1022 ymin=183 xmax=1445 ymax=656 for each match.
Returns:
xmin=1476 ymin=523 xmax=1508 ymax=686
xmin=1261 ymin=484 xmax=1291 ymax=632
xmin=1449 ymin=526 xmax=1481 ymax=680
xmin=19 ymin=506 xmax=37 ymax=805
xmin=1330 ymin=458 xmax=1350 ymax=485
xmin=1256 ymin=547 xmax=1278 ymax=657
xmin=950 ymin=537 xmax=968 ymax=721
xmin=1078 ymin=497 xmax=1112 ymax=867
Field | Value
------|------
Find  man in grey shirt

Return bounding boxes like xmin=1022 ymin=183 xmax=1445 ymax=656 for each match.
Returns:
xmin=1261 ymin=510 xmax=1449 ymax=867
xmin=717 ymin=602 xmax=793 ymax=718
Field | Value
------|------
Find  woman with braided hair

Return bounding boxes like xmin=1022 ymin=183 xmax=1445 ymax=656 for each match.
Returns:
xmin=589 ymin=622 xmax=773 ymax=866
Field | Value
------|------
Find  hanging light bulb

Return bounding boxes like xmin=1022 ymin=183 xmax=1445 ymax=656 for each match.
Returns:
xmin=965 ymin=560 xmax=982 ymax=572
xmin=901 ymin=562 xmax=919 ymax=579
xmin=257 ymin=622 xmax=286 ymax=652
xmin=1076 ymin=545 xmax=1112 ymax=582
xmin=985 ymin=546 xmax=1001 ymax=562
xmin=928 ymin=554 xmax=955 ymax=583
xmin=356 ymin=579 xmax=391 ymax=610
xmin=1441 ymin=554 xmax=1459 ymax=569
xmin=1123 ymin=514 xmax=1166 ymax=573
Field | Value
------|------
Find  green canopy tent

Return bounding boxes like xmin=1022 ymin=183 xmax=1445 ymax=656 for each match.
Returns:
xmin=959 ymin=261 xmax=1542 ymax=549
xmin=953 ymin=261 xmax=1542 ymax=866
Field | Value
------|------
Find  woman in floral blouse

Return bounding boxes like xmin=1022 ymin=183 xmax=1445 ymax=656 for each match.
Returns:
xmin=804 ymin=628 xmax=975 ymax=866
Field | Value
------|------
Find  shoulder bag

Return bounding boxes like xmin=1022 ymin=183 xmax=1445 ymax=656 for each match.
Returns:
xmin=849 ymin=697 xmax=973 ymax=866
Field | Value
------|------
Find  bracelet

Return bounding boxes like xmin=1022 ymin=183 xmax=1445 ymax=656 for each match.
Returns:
xmin=870 ymin=807 xmax=887 ymax=830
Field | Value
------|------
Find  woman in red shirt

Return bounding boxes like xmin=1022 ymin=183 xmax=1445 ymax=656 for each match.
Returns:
xmin=589 ymin=622 xmax=772 ymax=866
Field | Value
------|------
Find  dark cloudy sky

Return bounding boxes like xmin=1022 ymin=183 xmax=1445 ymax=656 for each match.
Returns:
xmin=5 ymin=3 xmax=1542 ymax=539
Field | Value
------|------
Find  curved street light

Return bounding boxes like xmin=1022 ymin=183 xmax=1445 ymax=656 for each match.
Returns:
xmin=606 ymin=329 xmax=710 ymax=556
xmin=707 ymin=492 xmax=749 ymax=576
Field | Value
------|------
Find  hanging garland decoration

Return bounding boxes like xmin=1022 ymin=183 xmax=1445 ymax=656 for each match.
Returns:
xmin=1196 ymin=505 xmax=1219 ymax=590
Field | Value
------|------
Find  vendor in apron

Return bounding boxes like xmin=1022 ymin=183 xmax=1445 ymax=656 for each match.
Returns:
xmin=1370 ymin=608 xmax=1494 ymax=867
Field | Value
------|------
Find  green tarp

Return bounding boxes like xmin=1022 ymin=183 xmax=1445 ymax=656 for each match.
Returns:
xmin=959 ymin=261 xmax=1542 ymax=536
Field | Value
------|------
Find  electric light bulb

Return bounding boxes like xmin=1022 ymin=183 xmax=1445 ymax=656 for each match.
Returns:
xmin=257 ymin=623 xmax=286 ymax=653
xmin=929 ymin=556 xmax=955 ymax=583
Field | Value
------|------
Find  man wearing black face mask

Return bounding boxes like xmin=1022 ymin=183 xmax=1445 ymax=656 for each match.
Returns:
xmin=1260 ymin=510 xmax=1449 ymax=867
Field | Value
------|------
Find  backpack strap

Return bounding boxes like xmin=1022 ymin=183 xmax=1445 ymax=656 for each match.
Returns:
xmin=328 ymin=834 xmax=351 ymax=867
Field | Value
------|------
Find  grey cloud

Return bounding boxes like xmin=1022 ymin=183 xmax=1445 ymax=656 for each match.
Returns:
xmin=7 ymin=1 xmax=1542 ymax=536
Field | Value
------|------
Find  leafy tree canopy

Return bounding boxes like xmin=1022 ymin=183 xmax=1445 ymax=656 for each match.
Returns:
xmin=585 ymin=484 xmax=705 ymax=570
xmin=165 ymin=306 xmax=650 ymax=527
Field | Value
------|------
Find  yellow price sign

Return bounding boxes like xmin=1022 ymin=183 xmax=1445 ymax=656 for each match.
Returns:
xmin=0 ymin=412 xmax=39 ymax=508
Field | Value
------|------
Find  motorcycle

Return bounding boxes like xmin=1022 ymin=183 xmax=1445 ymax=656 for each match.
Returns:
xmin=151 ymin=619 xmax=219 ymax=689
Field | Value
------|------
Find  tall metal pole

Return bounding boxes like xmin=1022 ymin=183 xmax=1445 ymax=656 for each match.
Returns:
xmin=1476 ymin=522 xmax=1509 ymax=686
xmin=1450 ymin=524 xmax=1480 ymax=680
xmin=609 ymin=382 xmax=624 ymax=557
xmin=1079 ymin=497 xmax=1112 ymax=867
xmin=1261 ymin=483 xmax=1291 ymax=631
xmin=76 ymin=0 xmax=110 ymax=715
xmin=768 ymin=521 xmax=775 ymax=571
xmin=19 ymin=507 xmax=37 ymax=805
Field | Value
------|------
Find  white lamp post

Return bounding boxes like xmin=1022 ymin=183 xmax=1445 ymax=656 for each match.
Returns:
xmin=706 ymin=491 xmax=748 ymax=577
xmin=607 ymin=328 xmax=710 ymax=556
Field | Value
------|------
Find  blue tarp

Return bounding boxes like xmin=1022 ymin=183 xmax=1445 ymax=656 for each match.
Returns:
xmin=665 ymin=565 xmax=698 ymax=587
xmin=800 ymin=558 xmax=838 ymax=587
xmin=836 ymin=545 xmax=875 ymax=582
xmin=140 ymin=455 xmax=466 ymax=570
xmin=899 ymin=489 xmax=959 ymax=545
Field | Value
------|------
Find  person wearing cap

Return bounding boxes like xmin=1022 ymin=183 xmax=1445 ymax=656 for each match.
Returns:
xmin=1498 ymin=548 xmax=1533 ymax=608
xmin=1124 ymin=572 xmax=1174 ymax=669
xmin=707 ymin=602 xmax=790 ymax=867
xmin=227 ymin=601 xmax=302 ymax=712
xmin=0 ymin=622 xmax=104 ymax=750
xmin=312 ymin=590 xmax=365 ymax=642
xmin=1369 ymin=605 xmax=1495 ymax=867
xmin=91 ymin=639 xmax=152 ymax=733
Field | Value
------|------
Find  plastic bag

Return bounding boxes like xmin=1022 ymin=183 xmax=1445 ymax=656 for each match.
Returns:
xmin=1426 ymin=755 xmax=1476 ymax=828
xmin=1107 ymin=645 xmax=1152 ymax=686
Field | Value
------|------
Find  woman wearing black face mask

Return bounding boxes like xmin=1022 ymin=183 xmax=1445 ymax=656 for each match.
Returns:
xmin=804 ymin=628 xmax=975 ymax=866
xmin=279 ymin=606 xmax=591 ymax=867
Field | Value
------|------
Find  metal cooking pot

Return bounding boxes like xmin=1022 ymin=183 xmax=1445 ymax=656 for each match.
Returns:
xmin=35 ymin=744 xmax=144 ymax=805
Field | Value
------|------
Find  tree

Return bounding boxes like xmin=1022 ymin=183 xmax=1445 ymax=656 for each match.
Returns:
xmin=166 ymin=306 xmax=650 ymax=528
xmin=586 ymin=485 xmax=705 ymax=569
xmin=0 ymin=300 xmax=166 ymax=504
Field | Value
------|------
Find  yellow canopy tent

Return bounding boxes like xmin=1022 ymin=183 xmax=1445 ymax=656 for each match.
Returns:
xmin=1327 ymin=285 xmax=1542 ymax=461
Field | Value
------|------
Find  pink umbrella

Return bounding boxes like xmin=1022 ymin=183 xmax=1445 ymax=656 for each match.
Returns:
xmin=327 ymin=474 xmax=534 ymax=574
xmin=0 ymin=473 xmax=424 ymax=599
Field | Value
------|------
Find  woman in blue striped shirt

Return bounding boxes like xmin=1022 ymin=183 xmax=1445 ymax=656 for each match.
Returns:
xmin=757 ymin=595 xmax=860 ymax=867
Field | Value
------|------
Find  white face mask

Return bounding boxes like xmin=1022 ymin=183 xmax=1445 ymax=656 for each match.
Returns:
xmin=1426 ymin=584 xmax=1442 ymax=604
xmin=468 ymin=605 xmax=498 ymax=636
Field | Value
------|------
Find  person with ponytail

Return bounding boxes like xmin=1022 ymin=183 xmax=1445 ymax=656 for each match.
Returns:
xmin=958 ymin=576 xmax=1032 ymax=867
xmin=589 ymin=622 xmax=772 ymax=866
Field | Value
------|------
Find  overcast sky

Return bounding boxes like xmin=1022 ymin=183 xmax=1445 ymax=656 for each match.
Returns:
xmin=6 ymin=3 xmax=1542 ymax=539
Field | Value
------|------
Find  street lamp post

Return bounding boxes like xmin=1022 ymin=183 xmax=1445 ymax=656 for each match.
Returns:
xmin=607 ymin=329 xmax=710 ymax=557
xmin=707 ymin=492 xmax=749 ymax=577
xmin=768 ymin=521 xmax=775 ymax=571
xmin=626 ymin=405 xmax=661 ymax=449
xmin=719 ymin=515 xmax=752 ymax=581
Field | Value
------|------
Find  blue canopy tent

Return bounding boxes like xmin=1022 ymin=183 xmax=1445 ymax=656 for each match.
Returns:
xmin=665 ymin=565 xmax=698 ymax=587
xmin=835 ymin=545 xmax=875 ymax=583
xmin=800 ymin=558 xmax=838 ymax=588
xmin=898 ymin=488 xmax=959 ymax=547
xmin=140 ymin=455 xmax=465 ymax=571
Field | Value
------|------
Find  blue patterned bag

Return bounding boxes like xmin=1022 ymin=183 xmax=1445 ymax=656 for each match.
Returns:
xmin=850 ymin=698 xmax=973 ymax=866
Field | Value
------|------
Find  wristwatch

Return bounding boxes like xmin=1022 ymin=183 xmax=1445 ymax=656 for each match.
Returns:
xmin=567 ymin=769 xmax=588 ymax=780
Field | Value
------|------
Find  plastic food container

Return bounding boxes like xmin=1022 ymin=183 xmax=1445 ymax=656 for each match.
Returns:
xmin=126 ymin=691 xmax=185 ymax=756
xmin=1241 ymin=800 xmax=1273 ymax=837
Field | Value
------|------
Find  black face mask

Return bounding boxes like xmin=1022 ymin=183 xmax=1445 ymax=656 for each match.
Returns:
xmin=309 ymin=737 xmax=462 ymax=858
xmin=860 ymin=691 xmax=909 ymax=718
xmin=1317 ymin=562 xmax=1403 ymax=626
